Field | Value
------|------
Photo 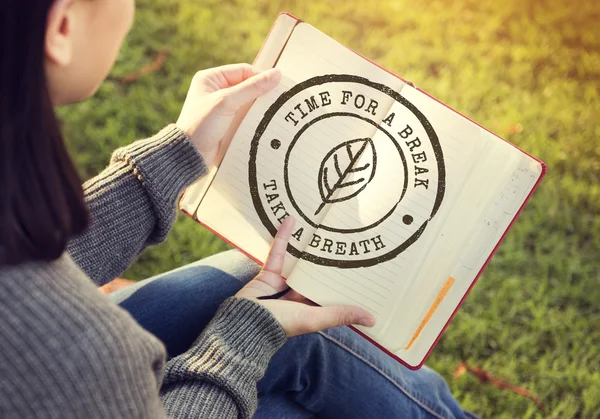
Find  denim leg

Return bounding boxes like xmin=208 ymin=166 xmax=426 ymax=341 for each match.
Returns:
xmin=110 ymin=250 xmax=311 ymax=417
xmin=109 ymin=249 xmax=257 ymax=358
xmin=254 ymin=394 xmax=316 ymax=419
xmin=110 ymin=249 xmax=474 ymax=419
xmin=258 ymin=327 xmax=474 ymax=419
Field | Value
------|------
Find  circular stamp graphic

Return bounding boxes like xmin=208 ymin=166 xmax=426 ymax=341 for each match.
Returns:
xmin=249 ymin=74 xmax=445 ymax=268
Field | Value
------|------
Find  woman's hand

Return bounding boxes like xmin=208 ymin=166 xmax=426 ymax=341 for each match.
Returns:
xmin=235 ymin=217 xmax=376 ymax=337
xmin=176 ymin=63 xmax=281 ymax=165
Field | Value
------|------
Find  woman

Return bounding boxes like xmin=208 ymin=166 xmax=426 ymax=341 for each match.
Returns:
xmin=0 ymin=0 xmax=475 ymax=417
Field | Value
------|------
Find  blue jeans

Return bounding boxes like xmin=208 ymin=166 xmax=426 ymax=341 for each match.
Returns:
xmin=110 ymin=250 xmax=476 ymax=419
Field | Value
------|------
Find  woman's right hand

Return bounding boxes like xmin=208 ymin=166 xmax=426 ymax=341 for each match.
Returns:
xmin=235 ymin=217 xmax=376 ymax=338
xmin=176 ymin=63 xmax=281 ymax=166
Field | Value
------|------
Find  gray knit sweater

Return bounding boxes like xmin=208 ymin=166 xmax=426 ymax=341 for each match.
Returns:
xmin=0 ymin=125 xmax=287 ymax=418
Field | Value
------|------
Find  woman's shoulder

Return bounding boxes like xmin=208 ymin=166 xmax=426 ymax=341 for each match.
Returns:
xmin=0 ymin=253 xmax=166 ymax=381
xmin=0 ymin=254 xmax=167 ymax=416
xmin=1 ymin=252 xmax=163 ymax=348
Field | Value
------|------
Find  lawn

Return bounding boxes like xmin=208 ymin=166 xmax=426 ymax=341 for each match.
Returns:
xmin=59 ymin=0 xmax=600 ymax=417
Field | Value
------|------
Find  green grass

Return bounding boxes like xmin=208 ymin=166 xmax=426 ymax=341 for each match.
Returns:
xmin=59 ymin=0 xmax=600 ymax=417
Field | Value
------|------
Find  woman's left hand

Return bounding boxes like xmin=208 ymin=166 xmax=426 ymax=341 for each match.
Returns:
xmin=235 ymin=216 xmax=376 ymax=338
xmin=176 ymin=63 xmax=281 ymax=165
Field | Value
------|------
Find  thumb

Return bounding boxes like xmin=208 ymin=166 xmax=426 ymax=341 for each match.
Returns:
xmin=221 ymin=68 xmax=281 ymax=110
xmin=305 ymin=305 xmax=376 ymax=333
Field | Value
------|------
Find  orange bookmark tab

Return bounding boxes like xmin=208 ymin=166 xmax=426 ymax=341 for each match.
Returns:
xmin=405 ymin=276 xmax=455 ymax=350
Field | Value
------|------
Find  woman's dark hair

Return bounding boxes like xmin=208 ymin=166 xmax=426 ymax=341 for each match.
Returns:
xmin=0 ymin=0 xmax=88 ymax=266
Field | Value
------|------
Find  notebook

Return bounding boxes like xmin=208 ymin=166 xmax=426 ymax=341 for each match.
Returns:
xmin=180 ymin=13 xmax=546 ymax=369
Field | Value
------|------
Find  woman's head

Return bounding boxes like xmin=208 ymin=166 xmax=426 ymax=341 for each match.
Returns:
xmin=45 ymin=0 xmax=135 ymax=104
xmin=0 ymin=0 xmax=134 ymax=265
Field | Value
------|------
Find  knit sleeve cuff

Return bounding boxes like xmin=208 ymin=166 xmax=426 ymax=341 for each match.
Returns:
xmin=199 ymin=297 xmax=287 ymax=363
xmin=110 ymin=125 xmax=207 ymax=240
xmin=162 ymin=297 xmax=287 ymax=417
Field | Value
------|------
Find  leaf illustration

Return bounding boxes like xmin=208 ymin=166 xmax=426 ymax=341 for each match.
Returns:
xmin=314 ymin=137 xmax=377 ymax=216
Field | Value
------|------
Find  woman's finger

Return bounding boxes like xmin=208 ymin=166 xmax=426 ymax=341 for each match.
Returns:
xmin=196 ymin=63 xmax=260 ymax=90
xmin=281 ymin=289 xmax=307 ymax=302
xmin=215 ymin=63 xmax=260 ymax=87
xmin=262 ymin=216 xmax=295 ymax=275
xmin=301 ymin=305 xmax=376 ymax=334
xmin=281 ymin=289 xmax=317 ymax=305
xmin=222 ymin=68 xmax=281 ymax=109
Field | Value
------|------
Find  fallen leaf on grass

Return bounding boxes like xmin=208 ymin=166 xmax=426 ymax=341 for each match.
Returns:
xmin=505 ymin=123 xmax=524 ymax=135
xmin=99 ymin=278 xmax=136 ymax=294
xmin=119 ymin=48 xmax=171 ymax=84
xmin=453 ymin=362 xmax=468 ymax=379
xmin=454 ymin=361 xmax=546 ymax=413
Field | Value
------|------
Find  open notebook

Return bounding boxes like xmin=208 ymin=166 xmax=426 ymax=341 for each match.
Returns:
xmin=180 ymin=13 xmax=546 ymax=369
